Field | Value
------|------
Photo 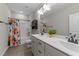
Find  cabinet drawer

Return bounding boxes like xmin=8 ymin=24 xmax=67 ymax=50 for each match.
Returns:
xmin=37 ymin=48 xmax=44 ymax=56
xmin=37 ymin=40 xmax=44 ymax=49
xmin=45 ymin=44 xmax=67 ymax=56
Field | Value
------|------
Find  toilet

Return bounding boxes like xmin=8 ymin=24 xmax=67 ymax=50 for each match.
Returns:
xmin=26 ymin=39 xmax=32 ymax=48
xmin=20 ymin=37 xmax=32 ymax=48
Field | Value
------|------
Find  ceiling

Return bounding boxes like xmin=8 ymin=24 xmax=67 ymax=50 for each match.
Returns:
xmin=7 ymin=3 xmax=44 ymax=16
xmin=6 ymin=3 xmax=72 ymax=18
xmin=40 ymin=3 xmax=72 ymax=18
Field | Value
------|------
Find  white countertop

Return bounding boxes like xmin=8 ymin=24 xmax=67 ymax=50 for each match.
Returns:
xmin=32 ymin=33 xmax=79 ymax=56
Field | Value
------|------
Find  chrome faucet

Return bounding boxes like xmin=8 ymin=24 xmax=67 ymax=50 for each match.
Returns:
xmin=66 ymin=33 xmax=78 ymax=44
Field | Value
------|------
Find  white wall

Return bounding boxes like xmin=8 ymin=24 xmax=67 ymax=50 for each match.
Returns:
xmin=0 ymin=4 xmax=11 ymax=55
xmin=31 ymin=12 xmax=42 ymax=33
xmin=11 ymin=12 xmax=29 ymax=20
xmin=0 ymin=4 xmax=11 ymax=22
xmin=42 ymin=4 xmax=79 ymax=36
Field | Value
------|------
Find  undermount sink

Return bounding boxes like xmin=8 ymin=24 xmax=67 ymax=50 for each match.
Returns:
xmin=59 ymin=40 xmax=79 ymax=53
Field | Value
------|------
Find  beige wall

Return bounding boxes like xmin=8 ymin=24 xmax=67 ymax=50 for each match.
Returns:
xmin=0 ymin=4 xmax=11 ymax=55
xmin=42 ymin=4 xmax=79 ymax=36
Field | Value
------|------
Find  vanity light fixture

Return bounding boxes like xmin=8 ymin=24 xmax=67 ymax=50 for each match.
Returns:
xmin=38 ymin=9 xmax=43 ymax=15
xmin=37 ymin=4 xmax=51 ymax=15
xmin=38 ymin=10 xmax=43 ymax=15
xmin=43 ymin=4 xmax=50 ymax=11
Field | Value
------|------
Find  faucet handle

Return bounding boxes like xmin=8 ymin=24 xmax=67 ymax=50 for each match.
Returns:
xmin=73 ymin=34 xmax=76 ymax=38
xmin=75 ymin=39 xmax=79 ymax=41
xmin=74 ymin=39 xmax=78 ymax=44
xmin=65 ymin=36 xmax=70 ymax=41
xmin=65 ymin=36 xmax=69 ymax=39
xmin=69 ymin=33 xmax=72 ymax=35
xmin=69 ymin=33 xmax=72 ymax=37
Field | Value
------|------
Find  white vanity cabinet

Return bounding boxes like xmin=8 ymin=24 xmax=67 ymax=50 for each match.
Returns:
xmin=31 ymin=36 xmax=68 ymax=56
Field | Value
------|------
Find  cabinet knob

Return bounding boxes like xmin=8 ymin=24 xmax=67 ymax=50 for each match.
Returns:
xmin=38 ymin=50 xmax=42 ymax=54
xmin=39 ymin=42 xmax=42 ymax=45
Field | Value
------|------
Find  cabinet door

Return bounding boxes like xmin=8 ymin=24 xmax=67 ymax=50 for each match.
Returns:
xmin=45 ymin=44 xmax=67 ymax=56
xmin=31 ymin=36 xmax=38 ymax=56
xmin=37 ymin=40 xmax=44 ymax=56
xmin=45 ymin=51 xmax=52 ymax=56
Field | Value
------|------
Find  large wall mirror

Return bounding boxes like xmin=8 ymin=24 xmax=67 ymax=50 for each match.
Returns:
xmin=69 ymin=12 xmax=79 ymax=38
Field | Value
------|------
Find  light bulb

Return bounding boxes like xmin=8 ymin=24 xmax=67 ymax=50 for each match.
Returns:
xmin=43 ymin=4 xmax=50 ymax=11
xmin=38 ymin=10 xmax=43 ymax=15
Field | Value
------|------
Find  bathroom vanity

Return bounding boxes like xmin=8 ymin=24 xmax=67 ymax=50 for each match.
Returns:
xmin=31 ymin=33 xmax=79 ymax=56
xmin=31 ymin=34 xmax=69 ymax=56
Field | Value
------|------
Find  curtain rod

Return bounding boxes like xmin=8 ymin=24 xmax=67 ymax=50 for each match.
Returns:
xmin=12 ymin=18 xmax=30 ymax=22
xmin=0 ymin=21 xmax=9 ymax=25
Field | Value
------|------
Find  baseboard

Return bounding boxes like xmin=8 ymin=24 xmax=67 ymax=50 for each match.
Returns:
xmin=0 ymin=46 xmax=9 ymax=56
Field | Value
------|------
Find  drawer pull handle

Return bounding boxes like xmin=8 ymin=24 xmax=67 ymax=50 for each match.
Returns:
xmin=39 ymin=42 xmax=42 ymax=45
xmin=38 ymin=50 xmax=42 ymax=54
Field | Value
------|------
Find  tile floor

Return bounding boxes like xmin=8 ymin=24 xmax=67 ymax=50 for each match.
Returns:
xmin=4 ymin=44 xmax=33 ymax=56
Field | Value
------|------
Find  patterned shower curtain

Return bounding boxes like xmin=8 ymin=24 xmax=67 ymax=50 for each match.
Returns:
xmin=8 ymin=17 xmax=20 ymax=47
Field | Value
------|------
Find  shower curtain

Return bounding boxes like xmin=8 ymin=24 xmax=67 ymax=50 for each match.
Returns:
xmin=8 ymin=17 xmax=20 ymax=47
